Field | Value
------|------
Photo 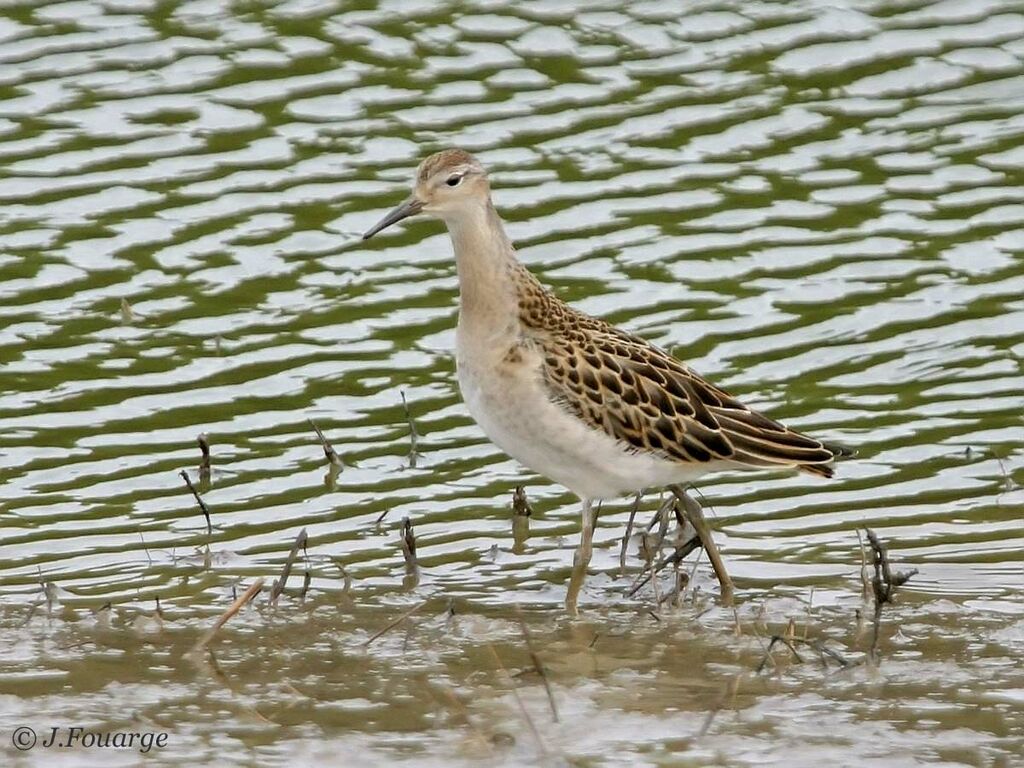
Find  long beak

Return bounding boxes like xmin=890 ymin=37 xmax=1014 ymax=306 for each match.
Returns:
xmin=362 ymin=196 xmax=424 ymax=240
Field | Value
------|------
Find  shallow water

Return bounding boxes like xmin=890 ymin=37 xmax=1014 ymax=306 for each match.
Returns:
xmin=1 ymin=0 xmax=1022 ymax=765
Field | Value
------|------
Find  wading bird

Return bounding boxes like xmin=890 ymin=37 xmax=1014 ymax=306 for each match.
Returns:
xmin=363 ymin=149 xmax=846 ymax=612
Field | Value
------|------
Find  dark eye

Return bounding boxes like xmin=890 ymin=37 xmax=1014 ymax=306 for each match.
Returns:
xmin=445 ymin=174 xmax=463 ymax=187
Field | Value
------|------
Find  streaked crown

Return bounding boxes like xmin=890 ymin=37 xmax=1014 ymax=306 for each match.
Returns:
xmin=417 ymin=148 xmax=484 ymax=182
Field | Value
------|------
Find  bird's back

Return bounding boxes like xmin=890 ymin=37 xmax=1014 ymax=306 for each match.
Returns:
xmin=509 ymin=266 xmax=840 ymax=479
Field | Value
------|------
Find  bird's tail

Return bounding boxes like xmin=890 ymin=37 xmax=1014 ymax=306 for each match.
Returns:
xmin=800 ymin=441 xmax=856 ymax=478
xmin=824 ymin=441 xmax=857 ymax=460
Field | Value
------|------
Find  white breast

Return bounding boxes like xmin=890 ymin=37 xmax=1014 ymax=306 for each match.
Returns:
xmin=455 ymin=334 xmax=708 ymax=500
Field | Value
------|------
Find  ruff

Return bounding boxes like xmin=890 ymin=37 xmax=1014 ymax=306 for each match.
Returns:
xmin=363 ymin=148 xmax=844 ymax=612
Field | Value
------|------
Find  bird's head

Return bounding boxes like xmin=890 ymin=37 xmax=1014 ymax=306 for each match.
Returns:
xmin=363 ymin=148 xmax=489 ymax=240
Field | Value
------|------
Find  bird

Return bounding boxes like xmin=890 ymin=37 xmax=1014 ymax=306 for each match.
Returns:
xmin=362 ymin=148 xmax=848 ymax=613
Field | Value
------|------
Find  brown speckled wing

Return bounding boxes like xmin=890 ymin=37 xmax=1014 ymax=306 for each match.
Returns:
xmin=527 ymin=303 xmax=838 ymax=477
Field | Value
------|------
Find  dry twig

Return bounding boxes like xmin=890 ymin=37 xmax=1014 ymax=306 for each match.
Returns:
xmin=486 ymin=643 xmax=546 ymax=756
xmin=400 ymin=517 xmax=418 ymax=570
xmin=855 ymin=529 xmax=871 ymax=600
xmin=669 ymin=485 xmax=733 ymax=605
xmin=271 ymin=528 xmax=309 ymax=604
xmin=756 ymin=634 xmax=851 ymax=673
xmin=619 ymin=492 xmax=642 ymax=576
xmin=400 ymin=391 xmax=421 ymax=468
xmin=866 ymin=528 xmax=917 ymax=663
xmin=180 ymin=469 xmax=212 ymax=535
xmin=512 ymin=486 xmax=532 ymax=517
xmin=197 ymin=433 xmax=211 ymax=484
xmin=309 ymin=419 xmax=343 ymax=468
xmin=628 ymin=533 xmax=701 ymax=598
xmin=192 ymin=578 xmax=264 ymax=652
xmin=363 ymin=599 xmax=428 ymax=646
xmin=518 ymin=613 xmax=559 ymax=722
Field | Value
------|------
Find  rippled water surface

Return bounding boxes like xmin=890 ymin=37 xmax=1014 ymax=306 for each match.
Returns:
xmin=1 ymin=0 xmax=1022 ymax=765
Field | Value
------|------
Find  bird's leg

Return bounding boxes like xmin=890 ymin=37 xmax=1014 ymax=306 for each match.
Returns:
xmin=565 ymin=498 xmax=595 ymax=615
xmin=668 ymin=484 xmax=734 ymax=606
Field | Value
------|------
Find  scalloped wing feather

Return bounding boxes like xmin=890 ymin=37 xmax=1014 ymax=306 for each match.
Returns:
xmin=533 ymin=321 xmax=838 ymax=478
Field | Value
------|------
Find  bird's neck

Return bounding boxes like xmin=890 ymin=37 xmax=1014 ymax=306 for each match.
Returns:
xmin=444 ymin=200 xmax=525 ymax=339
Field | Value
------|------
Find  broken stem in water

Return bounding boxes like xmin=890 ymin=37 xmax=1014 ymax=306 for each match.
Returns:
xmin=180 ymin=470 xmax=212 ymax=535
xmin=400 ymin=517 xmax=418 ymax=571
xmin=400 ymin=391 xmax=421 ymax=468
xmin=363 ymin=599 xmax=428 ymax=646
xmin=309 ymin=419 xmax=343 ymax=468
xmin=518 ymin=611 xmax=559 ymax=722
xmin=192 ymin=578 xmax=264 ymax=653
xmin=866 ymin=528 xmax=917 ymax=664
xmin=271 ymin=528 xmax=309 ymax=604
xmin=669 ymin=485 xmax=733 ymax=605
xmin=619 ymin=491 xmax=642 ymax=577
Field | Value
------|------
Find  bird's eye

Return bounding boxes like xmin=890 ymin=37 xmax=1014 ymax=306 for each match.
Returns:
xmin=445 ymin=174 xmax=463 ymax=187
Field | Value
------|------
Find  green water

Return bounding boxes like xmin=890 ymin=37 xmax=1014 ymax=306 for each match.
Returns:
xmin=1 ymin=1 xmax=1022 ymax=765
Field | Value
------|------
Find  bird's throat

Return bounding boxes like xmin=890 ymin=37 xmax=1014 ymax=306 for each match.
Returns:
xmin=445 ymin=201 xmax=521 ymax=337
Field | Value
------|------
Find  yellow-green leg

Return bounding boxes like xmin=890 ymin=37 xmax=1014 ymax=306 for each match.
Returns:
xmin=565 ymin=498 xmax=595 ymax=615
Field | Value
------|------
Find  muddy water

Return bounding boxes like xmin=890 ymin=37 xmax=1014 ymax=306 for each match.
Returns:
xmin=1 ymin=1 xmax=1022 ymax=765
